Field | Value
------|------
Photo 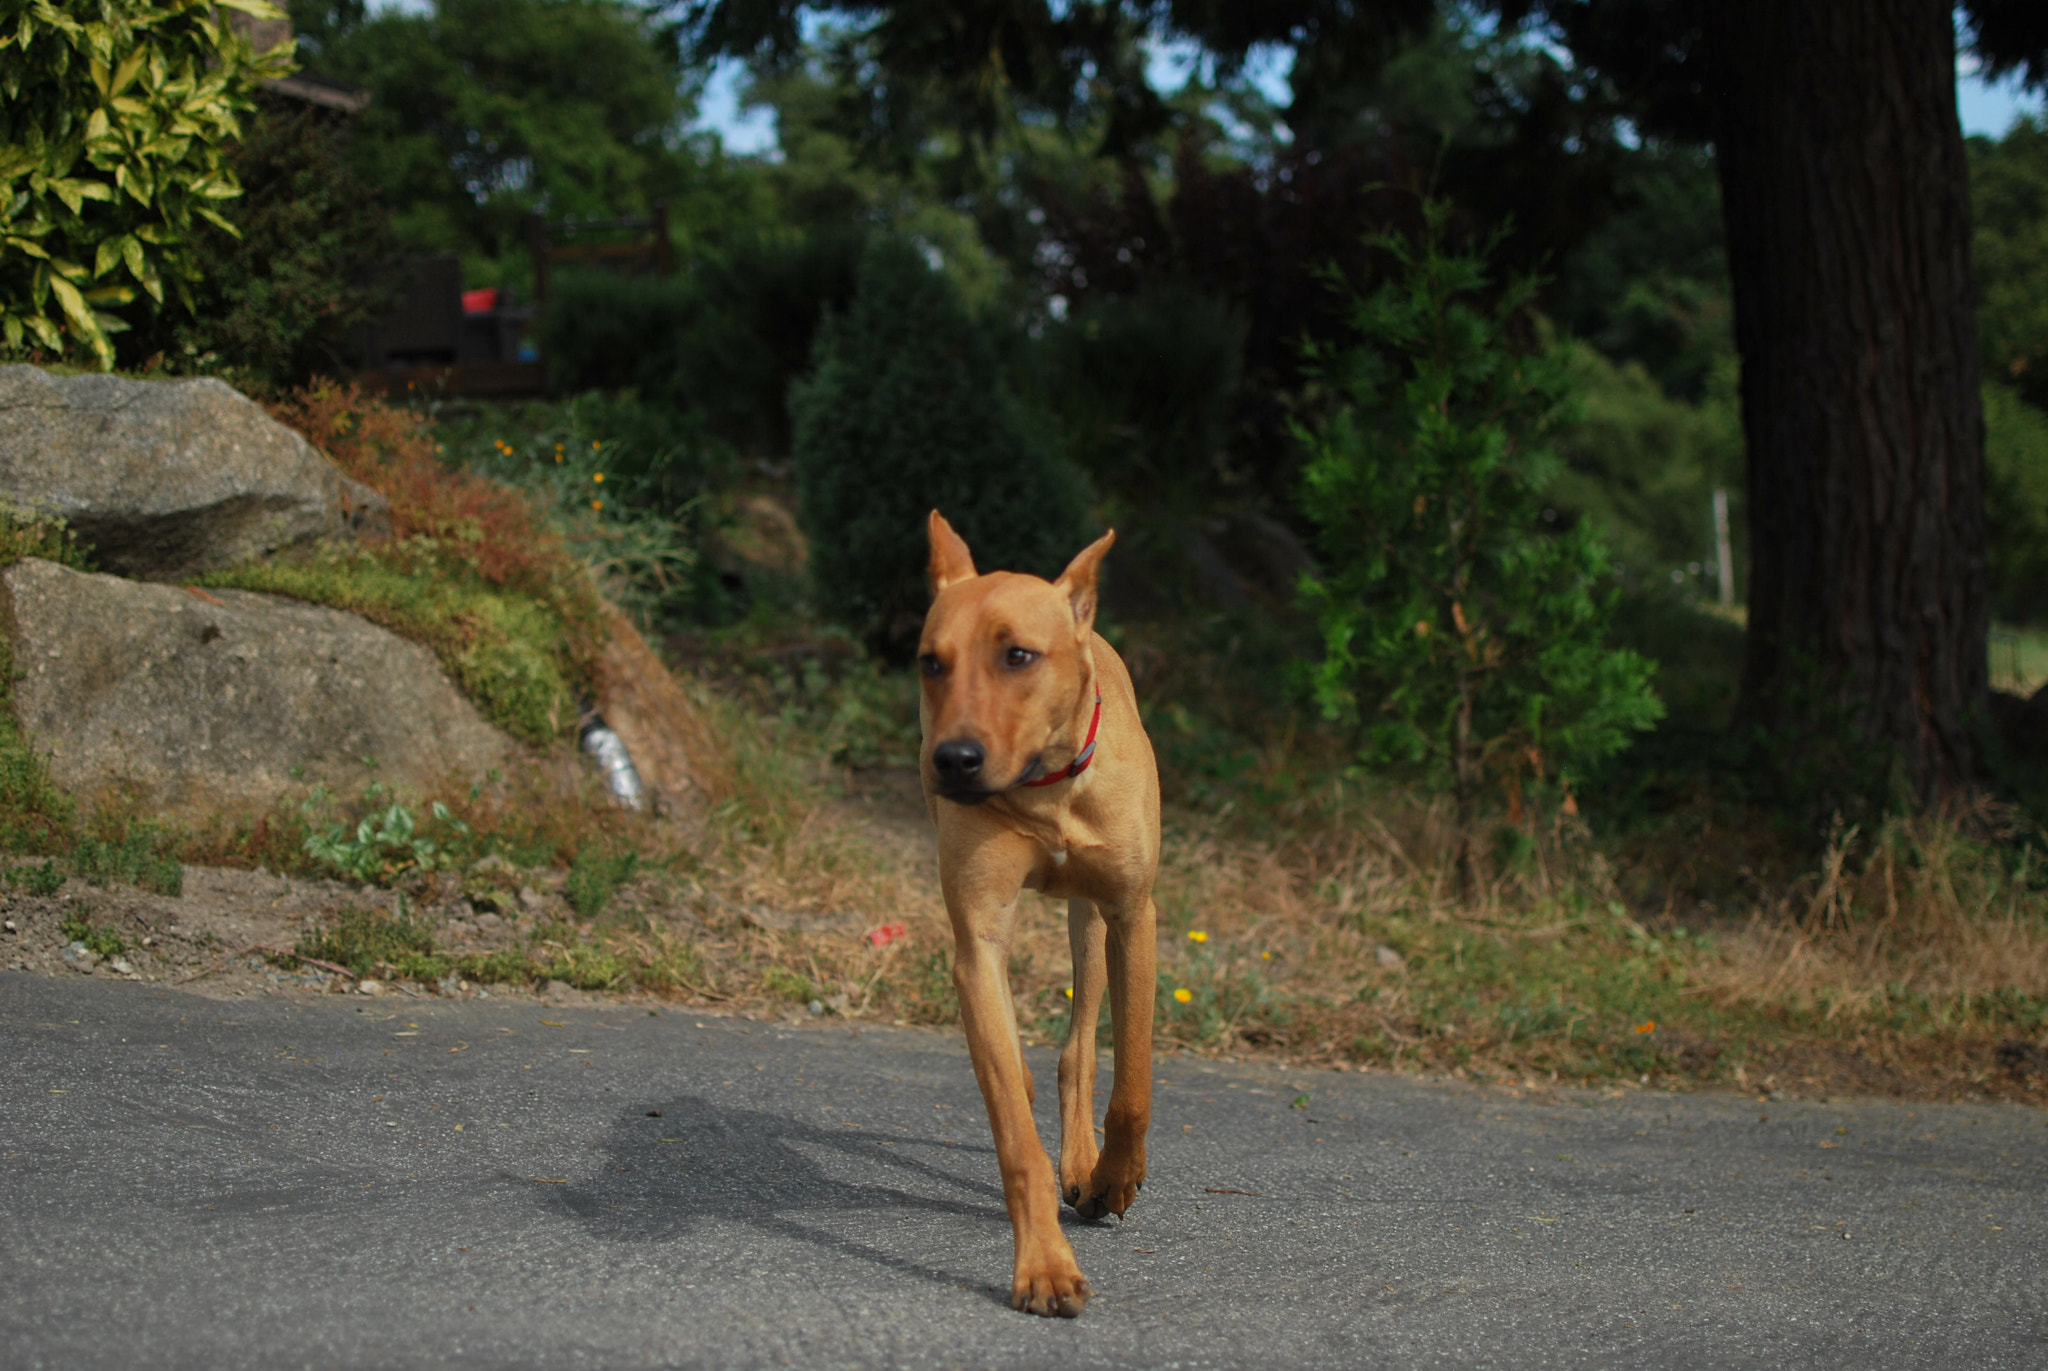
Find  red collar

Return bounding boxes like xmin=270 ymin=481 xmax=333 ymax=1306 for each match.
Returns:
xmin=1021 ymin=692 xmax=1101 ymax=787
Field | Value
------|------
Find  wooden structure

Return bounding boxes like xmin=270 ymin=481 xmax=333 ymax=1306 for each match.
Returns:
xmin=528 ymin=204 xmax=674 ymax=304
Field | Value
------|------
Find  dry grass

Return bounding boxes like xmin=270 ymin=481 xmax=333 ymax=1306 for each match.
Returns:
xmin=633 ymin=699 xmax=2048 ymax=1103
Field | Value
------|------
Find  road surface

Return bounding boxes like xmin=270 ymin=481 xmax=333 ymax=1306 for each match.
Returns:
xmin=3 ymin=973 xmax=2044 ymax=1368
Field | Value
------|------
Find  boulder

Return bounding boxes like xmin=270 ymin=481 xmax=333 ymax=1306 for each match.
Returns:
xmin=0 ymin=366 xmax=388 ymax=580
xmin=1 ymin=557 xmax=511 ymax=816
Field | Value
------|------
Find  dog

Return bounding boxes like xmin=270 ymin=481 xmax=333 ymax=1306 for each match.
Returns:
xmin=917 ymin=510 xmax=1161 ymax=1318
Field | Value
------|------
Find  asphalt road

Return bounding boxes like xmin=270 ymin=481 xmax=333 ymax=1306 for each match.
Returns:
xmin=3 ymin=973 xmax=2045 ymax=1370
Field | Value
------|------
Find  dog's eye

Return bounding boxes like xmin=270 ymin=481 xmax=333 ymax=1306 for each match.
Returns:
xmin=1004 ymin=646 xmax=1039 ymax=669
xmin=918 ymin=653 xmax=944 ymax=677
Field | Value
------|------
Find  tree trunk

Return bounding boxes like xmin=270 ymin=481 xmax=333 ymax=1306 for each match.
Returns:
xmin=1711 ymin=0 xmax=1988 ymax=805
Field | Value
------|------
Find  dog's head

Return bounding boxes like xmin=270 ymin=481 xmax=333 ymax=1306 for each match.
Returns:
xmin=917 ymin=510 xmax=1114 ymax=803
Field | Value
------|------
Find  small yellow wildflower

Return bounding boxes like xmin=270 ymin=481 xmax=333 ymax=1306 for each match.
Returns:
xmin=1172 ymin=987 xmax=1192 ymax=1004
xmin=1634 ymin=1020 xmax=1656 ymax=1034
xmin=590 ymin=499 xmax=604 ymax=512
xmin=592 ymin=472 xmax=604 ymax=483
xmin=1063 ymin=987 xmax=1073 ymax=1000
xmin=1187 ymin=930 xmax=1208 ymax=944
xmin=1261 ymin=950 xmax=1272 ymax=960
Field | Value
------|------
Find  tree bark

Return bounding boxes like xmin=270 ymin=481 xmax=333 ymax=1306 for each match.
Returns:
xmin=1711 ymin=0 xmax=1988 ymax=805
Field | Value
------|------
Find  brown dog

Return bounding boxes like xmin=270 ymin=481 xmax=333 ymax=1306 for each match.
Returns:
xmin=917 ymin=510 xmax=1161 ymax=1318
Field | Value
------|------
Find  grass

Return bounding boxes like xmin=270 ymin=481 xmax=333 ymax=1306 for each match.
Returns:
xmin=215 ymin=383 xmax=618 ymax=744
xmin=199 ymin=551 xmax=580 ymax=744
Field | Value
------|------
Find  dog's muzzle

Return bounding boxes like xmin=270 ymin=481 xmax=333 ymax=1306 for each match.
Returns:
xmin=931 ymin=738 xmax=995 ymax=802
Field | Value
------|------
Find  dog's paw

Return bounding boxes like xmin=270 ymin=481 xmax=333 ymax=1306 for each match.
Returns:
xmin=1012 ymin=1263 xmax=1091 ymax=1318
xmin=1075 ymin=1150 xmax=1147 ymax=1220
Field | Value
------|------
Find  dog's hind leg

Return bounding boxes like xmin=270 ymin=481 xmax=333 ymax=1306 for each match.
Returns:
xmin=1058 ymin=897 xmax=1108 ymax=1210
xmin=1075 ymin=891 xmax=1155 ymax=1221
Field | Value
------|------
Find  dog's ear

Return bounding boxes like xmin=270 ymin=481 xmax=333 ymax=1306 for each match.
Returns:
xmin=927 ymin=510 xmax=978 ymax=594
xmin=1053 ymin=529 xmax=1115 ymax=639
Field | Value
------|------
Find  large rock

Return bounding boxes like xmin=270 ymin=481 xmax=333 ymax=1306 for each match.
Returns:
xmin=2 ymin=558 xmax=511 ymax=815
xmin=0 ymin=366 xmax=388 ymax=580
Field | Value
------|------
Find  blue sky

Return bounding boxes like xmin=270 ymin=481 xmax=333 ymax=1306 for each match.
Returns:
xmin=692 ymin=36 xmax=2045 ymax=157
xmin=363 ymin=1 xmax=2043 ymax=156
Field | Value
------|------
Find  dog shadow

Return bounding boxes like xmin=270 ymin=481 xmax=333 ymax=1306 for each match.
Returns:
xmin=544 ymin=1092 xmax=1028 ymax=1301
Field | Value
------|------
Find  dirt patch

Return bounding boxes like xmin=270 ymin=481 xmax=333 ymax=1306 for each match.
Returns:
xmin=0 ymin=860 xmax=570 ymax=1003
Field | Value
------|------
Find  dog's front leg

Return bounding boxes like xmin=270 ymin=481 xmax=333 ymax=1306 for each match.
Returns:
xmin=1075 ymin=892 xmax=1155 ymax=1220
xmin=944 ymin=849 xmax=1090 ymax=1317
xmin=1058 ymin=897 xmax=1107 ymax=1209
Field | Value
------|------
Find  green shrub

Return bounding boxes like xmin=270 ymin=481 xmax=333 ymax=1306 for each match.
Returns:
xmin=433 ymin=393 xmax=726 ymax=627
xmin=140 ymin=94 xmax=399 ymax=385
xmin=1984 ymin=381 xmax=2048 ymax=625
xmin=7 ymin=859 xmax=64 ymax=896
xmin=790 ymin=235 xmax=1091 ymax=658
xmin=1040 ymin=280 xmax=1247 ymax=510
xmin=1551 ymin=346 xmax=1744 ymax=598
xmin=59 ymin=913 xmax=124 ymax=958
xmin=1296 ymin=199 xmax=1663 ymax=876
xmin=0 ymin=0 xmax=294 ymax=367
xmin=564 ymin=846 xmax=638 ymax=920
xmin=538 ymin=267 xmax=693 ymax=397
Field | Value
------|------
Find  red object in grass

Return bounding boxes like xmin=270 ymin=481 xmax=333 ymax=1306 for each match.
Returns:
xmin=461 ymin=287 xmax=500 ymax=315
xmin=866 ymin=922 xmax=908 ymax=948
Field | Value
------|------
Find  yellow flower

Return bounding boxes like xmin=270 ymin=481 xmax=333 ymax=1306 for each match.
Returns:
xmin=591 ymin=440 xmax=601 ymax=450
xmin=1634 ymin=1020 xmax=1656 ymax=1034
xmin=1173 ymin=987 xmax=1192 ymax=1004
xmin=592 ymin=472 xmax=604 ymax=483
xmin=1063 ymin=987 xmax=1073 ymax=1000
xmin=1261 ymin=950 xmax=1272 ymax=960
xmin=590 ymin=499 xmax=604 ymax=511
xmin=1187 ymin=930 xmax=1208 ymax=943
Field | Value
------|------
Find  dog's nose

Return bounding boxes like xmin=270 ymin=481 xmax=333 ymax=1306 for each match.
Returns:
xmin=932 ymin=739 xmax=986 ymax=784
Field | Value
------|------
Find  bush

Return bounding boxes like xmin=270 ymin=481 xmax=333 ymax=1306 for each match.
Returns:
xmin=790 ymin=236 xmax=1091 ymax=658
xmin=539 ymin=227 xmax=865 ymax=461
xmin=538 ymin=267 xmax=693 ymax=398
xmin=138 ymin=93 xmax=399 ymax=385
xmin=0 ymin=0 xmax=293 ymax=367
xmin=1984 ymin=381 xmax=2048 ymax=625
xmin=1296 ymin=199 xmax=1662 ymax=879
xmin=1039 ymin=279 xmax=1247 ymax=510
xmin=1550 ymin=345 xmax=1744 ymax=598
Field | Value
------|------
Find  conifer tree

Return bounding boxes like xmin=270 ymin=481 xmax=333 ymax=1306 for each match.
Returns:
xmin=791 ymin=236 xmax=1089 ymax=658
xmin=1297 ymin=201 xmax=1662 ymax=887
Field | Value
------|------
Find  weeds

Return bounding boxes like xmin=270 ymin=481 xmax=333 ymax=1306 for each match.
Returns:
xmin=5 ymin=859 xmax=63 ymax=895
xmin=69 ymin=833 xmax=183 ymax=897
xmin=59 ymin=913 xmax=124 ymax=959
xmin=301 ymin=784 xmax=471 ymax=885
xmin=294 ymin=905 xmax=440 ymax=980
xmin=233 ymin=383 xmax=612 ymax=742
xmin=565 ymin=846 xmax=639 ymax=920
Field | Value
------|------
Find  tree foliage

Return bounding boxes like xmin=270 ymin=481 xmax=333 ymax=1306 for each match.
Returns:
xmin=790 ymin=236 xmax=1090 ymax=659
xmin=1972 ymin=114 xmax=2048 ymax=413
xmin=0 ymin=0 xmax=292 ymax=367
xmin=139 ymin=96 xmax=398 ymax=384
xmin=297 ymin=0 xmax=695 ymax=258
xmin=1297 ymin=201 xmax=1662 ymax=855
